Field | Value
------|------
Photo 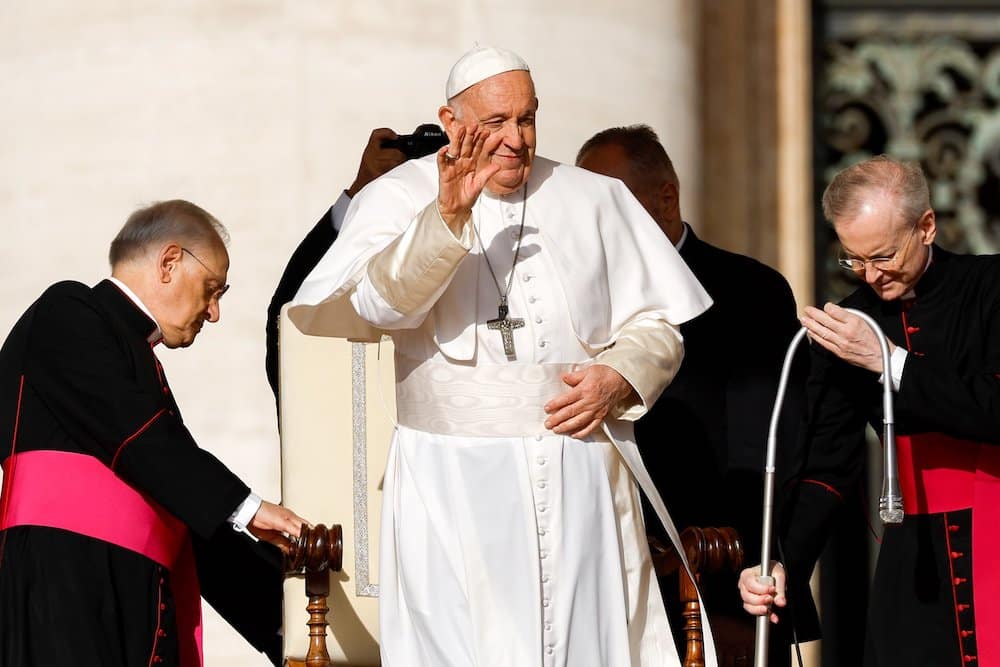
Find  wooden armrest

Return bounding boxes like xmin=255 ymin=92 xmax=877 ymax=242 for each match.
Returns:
xmin=284 ymin=523 xmax=343 ymax=667
xmin=648 ymin=527 xmax=745 ymax=667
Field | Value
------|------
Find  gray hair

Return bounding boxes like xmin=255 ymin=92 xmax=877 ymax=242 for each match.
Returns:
xmin=576 ymin=124 xmax=678 ymax=187
xmin=109 ymin=200 xmax=229 ymax=268
xmin=822 ymin=155 xmax=930 ymax=226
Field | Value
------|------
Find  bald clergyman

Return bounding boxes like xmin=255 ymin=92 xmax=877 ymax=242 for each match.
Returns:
xmin=288 ymin=47 xmax=717 ymax=667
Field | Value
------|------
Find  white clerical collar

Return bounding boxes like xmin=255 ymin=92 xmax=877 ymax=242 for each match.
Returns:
xmin=108 ymin=277 xmax=163 ymax=344
xmin=901 ymin=245 xmax=934 ymax=300
xmin=674 ymin=222 xmax=690 ymax=251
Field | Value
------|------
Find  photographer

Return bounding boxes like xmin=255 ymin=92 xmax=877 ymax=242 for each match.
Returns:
xmin=265 ymin=126 xmax=444 ymax=407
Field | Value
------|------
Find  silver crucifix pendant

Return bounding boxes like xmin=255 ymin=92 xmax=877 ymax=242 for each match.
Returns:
xmin=487 ymin=297 xmax=525 ymax=358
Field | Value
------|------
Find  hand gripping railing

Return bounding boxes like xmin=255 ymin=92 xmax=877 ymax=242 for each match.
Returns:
xmin=754 ymin=310 xmax=903 ymax=667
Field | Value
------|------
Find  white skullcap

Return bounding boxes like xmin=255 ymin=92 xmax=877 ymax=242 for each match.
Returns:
xmin=445 ymin=45 xmax=530 ymax=100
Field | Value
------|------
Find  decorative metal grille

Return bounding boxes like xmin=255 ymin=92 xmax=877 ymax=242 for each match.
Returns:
xmin=817 ymin=5 xmax=1000 ymax=301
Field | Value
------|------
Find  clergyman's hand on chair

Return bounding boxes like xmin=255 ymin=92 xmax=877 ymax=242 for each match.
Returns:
xmin=250 ymin=501 xmax=311 ymax=552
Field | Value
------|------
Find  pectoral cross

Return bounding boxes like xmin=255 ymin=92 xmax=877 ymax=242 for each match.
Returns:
xmin=487 ymin=297 xmax=525 ymax=358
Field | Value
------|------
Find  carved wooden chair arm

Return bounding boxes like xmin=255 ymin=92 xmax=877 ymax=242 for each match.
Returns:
xmin=283 ymin=523 xmax=343 ymax=667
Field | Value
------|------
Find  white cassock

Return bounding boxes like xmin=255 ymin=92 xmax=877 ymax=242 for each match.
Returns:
xmin=289 ymin=154 xmax=717 ymax=667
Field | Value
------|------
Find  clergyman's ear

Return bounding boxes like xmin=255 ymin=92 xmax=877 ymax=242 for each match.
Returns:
xmin=158 ymin=244 xmax=184 ymax=284
xmin=918 ymin=208 xmax=937 ymax=246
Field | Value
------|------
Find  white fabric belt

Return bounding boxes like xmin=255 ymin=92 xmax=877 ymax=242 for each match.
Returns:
xmin=394 ymin=354 xmax=586 ymax=437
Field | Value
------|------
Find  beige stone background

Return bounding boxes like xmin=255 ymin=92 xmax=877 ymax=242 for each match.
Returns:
xmin=0 ymin=2 xmax=713 ymax=665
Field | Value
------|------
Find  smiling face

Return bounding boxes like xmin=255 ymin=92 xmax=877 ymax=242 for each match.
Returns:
xmin=833 ymin=189 xmax=936 ymax=301
xmin=440 ymin=70 xmax=538 ymax=195
xmin=156 ymin=241 xmax=229 ymax=348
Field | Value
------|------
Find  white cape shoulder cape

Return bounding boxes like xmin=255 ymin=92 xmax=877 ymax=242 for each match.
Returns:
xmin=287 ymin=155 xmax=711 ymax=356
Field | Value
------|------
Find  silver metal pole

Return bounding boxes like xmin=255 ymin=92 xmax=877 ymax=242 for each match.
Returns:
xmin=754 ymin=309 xmax=901 ymax=667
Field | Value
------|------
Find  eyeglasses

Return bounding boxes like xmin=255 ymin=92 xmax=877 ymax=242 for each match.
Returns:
xmin=837 ymin=224 xmax=919 ymax=273
xmin=182 ymin=247 xmax=230 ymax=302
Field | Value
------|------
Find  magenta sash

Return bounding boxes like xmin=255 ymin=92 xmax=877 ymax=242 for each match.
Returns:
xmin=897 ymin=433 xmax=1000 ymax=666
xmin=0 ymin=450 xmax=203 ymax=666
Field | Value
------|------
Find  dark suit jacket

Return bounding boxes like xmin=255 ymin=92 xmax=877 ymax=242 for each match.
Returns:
xmin=635 ymin=226 xmax=818 ymax=640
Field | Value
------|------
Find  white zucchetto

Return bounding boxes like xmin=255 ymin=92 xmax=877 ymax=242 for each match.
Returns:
xmin=445 ymin=45 xmax=530 ymax=100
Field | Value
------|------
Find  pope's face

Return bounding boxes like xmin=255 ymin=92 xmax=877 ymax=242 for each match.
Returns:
xmin=448 ymin=70 xmax=538 ymax=195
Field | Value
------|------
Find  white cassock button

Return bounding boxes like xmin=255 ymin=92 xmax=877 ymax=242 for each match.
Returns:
xmin=535 ymin=436 xmax=544 ymax=443
xmin=528 ymin=296 xmax=537 ymax=303
xmin=545 ymin=623 xmax=552 ymax=632
xmin=546 ymin=646 xmax=554 ymax=655
xmin=538 ymin=340 xmax=547 ymax=348
xmin=538 ymin=528 xmax=547 ymax=536
xmin=541 ymin=575 xmax=550 ymax=583
xmin=538 ymin=504 xmax=548 ymax=512
xmin=542 ymin=599 xmax=550 ymax=608
xmin=523 ymin=274 xmax=532 ymax=282
xmin=537 ymin=481 xmax=547 ymax=489
xmin=540 ymin=550 xmax=548 ymax=559
xmin=535 ymin=316 xmax=542 ymax=324
xmin=536 ymin=455 xmax=546 ymax=464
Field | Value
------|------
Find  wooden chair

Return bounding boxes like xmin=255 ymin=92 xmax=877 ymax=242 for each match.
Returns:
xmin=649 ymin=526 xmax=750 ymax=667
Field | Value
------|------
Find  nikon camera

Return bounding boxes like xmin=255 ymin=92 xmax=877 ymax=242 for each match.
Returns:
xmin=381 ymin=124 xmax=449 ymax=160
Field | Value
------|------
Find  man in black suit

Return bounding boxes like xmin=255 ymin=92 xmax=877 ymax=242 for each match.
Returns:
xmin=0 ymin=200 xmax=308 ymax=666
xmin=577 ymin=125 xmax=813 ymax=664
xmin=266 ymin=129 xmax=406 ymax=407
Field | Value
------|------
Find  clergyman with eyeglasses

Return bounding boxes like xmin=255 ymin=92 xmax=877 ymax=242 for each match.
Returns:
xmin=0 ymin=200 xmax=311 ymax=665
xmin=739 ymin=155 xmax=1000 ymax=666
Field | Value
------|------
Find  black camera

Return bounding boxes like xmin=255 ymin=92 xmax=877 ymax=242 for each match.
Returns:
xmin=381 ymin=124 xmax=449 ymax=160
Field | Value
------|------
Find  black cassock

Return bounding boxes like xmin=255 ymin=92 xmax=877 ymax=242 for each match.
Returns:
xmin=0 ymin=280 xmax=283 ymax=666
xmin=781 ymin=246 xmax=1000 ymax=667
xmin=635 ymin=226 xmax=818 ymax=658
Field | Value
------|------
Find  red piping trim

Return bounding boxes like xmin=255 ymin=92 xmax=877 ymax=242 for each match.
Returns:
xmin=942 ymin=512 xmax=967 ymax=663
xmin=0 ymin=375 xmax=26 ymax=567
xmin=800 ymin=478 xmax=843 ymax=500
xmin=111 ymin=408 xmax=167 ymax=470
xmin=901 ymin=309 xmax=914 ymax=351
xmin=147 ymin=581 xmax=164 ymax=667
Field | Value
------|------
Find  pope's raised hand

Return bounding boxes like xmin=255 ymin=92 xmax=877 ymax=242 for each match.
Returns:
xmin=436 ymin=125 xmax=502 ymax=235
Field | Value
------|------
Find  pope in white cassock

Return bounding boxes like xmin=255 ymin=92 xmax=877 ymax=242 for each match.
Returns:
xmin=288 ymin=46 xmax=718 ymax=667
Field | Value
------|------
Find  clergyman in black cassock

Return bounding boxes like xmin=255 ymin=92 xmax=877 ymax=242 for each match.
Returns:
xmin=741 ymin=156 xmax=1000 ymax=666
xmin=0 ymin=201 xmax=308 ymax=666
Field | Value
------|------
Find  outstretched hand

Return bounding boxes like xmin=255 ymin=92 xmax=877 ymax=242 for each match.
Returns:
xmin=249 ymin=501 xmax=311 ymax=553
xmin=543 ymin=365 xmax=635 ymax=439
xmin=436 ymin=125 xmax=503 ymax=234
xmin=346 ymin=127 xmax=408 ymax=197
